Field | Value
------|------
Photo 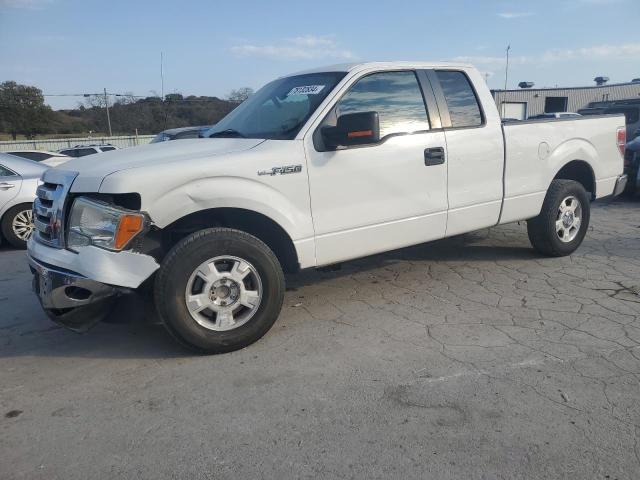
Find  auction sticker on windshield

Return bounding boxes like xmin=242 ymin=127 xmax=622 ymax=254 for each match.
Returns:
xmin=287 ymin=85 xmax=325 ymax=96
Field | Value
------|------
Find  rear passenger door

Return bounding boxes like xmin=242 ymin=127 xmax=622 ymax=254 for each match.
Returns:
xmin=427 ymin=69 xmax=504 ymax=235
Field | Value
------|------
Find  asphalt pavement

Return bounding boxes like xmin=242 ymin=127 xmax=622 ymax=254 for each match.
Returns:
xmin=1 ymin=197 xmax=639 ymax=480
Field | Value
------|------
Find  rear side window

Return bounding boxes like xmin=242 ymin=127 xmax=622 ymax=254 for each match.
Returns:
xmin=76 ymin=148 xmax=97 ymax=157
xmin=174 ymin=131 xmax=200 ymax=140
xmin=10 ymin=151 xmax=49 ymax=161
xmin=331 ymin=71 xmax=430 ymax=138
xmin=436 ymin=71 xmax=483 ymax=128
xmin=0 ymin=165 xmax=17 ymax=177
xmin=100 ymin=146 xmax=116 ymax=152
xmin=59 ymin=149 xmax=78 ymax=157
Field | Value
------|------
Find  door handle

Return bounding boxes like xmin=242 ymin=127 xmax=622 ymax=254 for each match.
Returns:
xmin=0 ymin=182 xmax=16 ymax=190
xmin=424 ymin=147 xmax=445 ymax=166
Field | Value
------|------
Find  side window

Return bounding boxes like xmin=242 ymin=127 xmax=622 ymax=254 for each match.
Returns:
xmin=0 ymin=165 xmax=17 ymax=177
xmin=328 ymin=71 xmax=430 ymax=139
xmin=76 ymin=148 xmax=97 ymax=157
xmin=435 ymin=71 xmax=483 ymax=128
xmin=11 ymin=152 xmax=43 ymax=161
xmin=174 ymin=131 xmax=199 ymax=140
xmin=28 ymin=152 xmax=49 ymax=161
xmin=100 ymin=146 xmax=116 ymax=152
xmin=59 ymin=149 xmax=78 ymax=157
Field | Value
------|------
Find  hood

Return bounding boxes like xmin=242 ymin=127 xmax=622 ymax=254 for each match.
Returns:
xmin=58 ymin=138 xmax=264 ymax=192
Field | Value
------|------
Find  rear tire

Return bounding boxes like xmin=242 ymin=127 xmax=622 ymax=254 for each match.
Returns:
xmin=527 ymin=179 xmax=590 ymax=257
xmin=1 ymin=203 xmax=34 ymax=249
xmin=154 ymin=228 xmax=285 ymax=354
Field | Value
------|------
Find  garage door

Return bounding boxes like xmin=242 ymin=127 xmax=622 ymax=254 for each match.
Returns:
xmin=501 ymin=102 xmax=527 ymax=120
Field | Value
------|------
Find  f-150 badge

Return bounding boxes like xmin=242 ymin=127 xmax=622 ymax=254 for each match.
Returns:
xmin=258 ymin=165 xmax=303 ymax=176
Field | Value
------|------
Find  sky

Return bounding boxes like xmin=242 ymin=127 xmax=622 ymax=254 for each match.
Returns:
xmin=1 ymin=0 xmax=639 ymax=110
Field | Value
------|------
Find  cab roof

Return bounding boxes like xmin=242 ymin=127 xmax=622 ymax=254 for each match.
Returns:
xmin=290 ymin=61 xmax=475 ymax=76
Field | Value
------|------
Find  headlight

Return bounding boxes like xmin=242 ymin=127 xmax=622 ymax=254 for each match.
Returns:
xmin=67 ymin=197 xmax=146 ymax=251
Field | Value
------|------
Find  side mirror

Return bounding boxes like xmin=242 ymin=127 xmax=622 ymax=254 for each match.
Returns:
xmin=321 ymin=111 xmax=380 ymax=148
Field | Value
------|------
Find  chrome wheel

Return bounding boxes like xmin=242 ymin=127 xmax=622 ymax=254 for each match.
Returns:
xmin=185 ymin=256 xmax=263 ymax=331
xmin=11 ymin=209 xmax=34 ymax=241
xmin=555 ymin=196 xmax=582 ymax=243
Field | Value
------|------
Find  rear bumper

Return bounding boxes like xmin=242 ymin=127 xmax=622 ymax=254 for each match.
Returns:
xmin=28 ymin=254 xmax=121 ymax=331
xmin=613 ymin=174 xmax=628 ymax=196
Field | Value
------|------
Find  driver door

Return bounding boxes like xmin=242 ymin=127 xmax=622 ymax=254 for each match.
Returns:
xmin=304 ymin=70 xmax=448 ymax=265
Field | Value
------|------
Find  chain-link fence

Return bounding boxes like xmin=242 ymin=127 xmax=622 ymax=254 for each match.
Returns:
xmin=0 ymin=135 xmax=155 ymax=153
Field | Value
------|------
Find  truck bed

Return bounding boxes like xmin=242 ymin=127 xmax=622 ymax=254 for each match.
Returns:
xmin=499 ymin=114 xmax=625 ymax=224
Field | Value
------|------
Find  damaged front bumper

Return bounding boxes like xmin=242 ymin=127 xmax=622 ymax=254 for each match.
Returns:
xmin=29 ymin=255 xmax=121 ymax=331
xmin=27 ymin=237 xmax=160 ymax=332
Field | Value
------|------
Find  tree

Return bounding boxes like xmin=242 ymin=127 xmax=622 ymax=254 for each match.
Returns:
xmin=164 ymin=93 xmax=183 ymax=102
xmin=227 ymin=87 xmax=254 ymax=103
xmin=0 ymin=81 xmax=53 ymax=139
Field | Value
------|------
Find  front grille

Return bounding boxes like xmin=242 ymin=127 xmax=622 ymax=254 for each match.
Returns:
xmin=33 ymin=170 xmax=78 ymax=248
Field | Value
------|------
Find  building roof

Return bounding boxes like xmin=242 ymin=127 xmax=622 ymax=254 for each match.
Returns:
xmin=493 ymin=81 xmax=640 ymax=94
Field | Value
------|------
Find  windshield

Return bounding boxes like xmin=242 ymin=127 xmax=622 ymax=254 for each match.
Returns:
xmin=204 ymin=72 xmax=346 ymax=140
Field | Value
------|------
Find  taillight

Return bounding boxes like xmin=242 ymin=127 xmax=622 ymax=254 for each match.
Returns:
xmin=617 ymin=127 xmax=626 ymax=157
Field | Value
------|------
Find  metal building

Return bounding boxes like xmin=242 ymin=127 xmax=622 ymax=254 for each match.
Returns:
xmin=492 ymin=81 xmax=640 ymax=119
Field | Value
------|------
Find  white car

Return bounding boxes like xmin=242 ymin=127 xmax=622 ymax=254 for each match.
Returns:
xmin=27 ymin=61 xmax=627 ymax=352
xmin=0 ymin=153 xmax=47 ymax=248
xmin=58 ymin=144 xmax=118 ymax=158
xmin=529 ymin=112 xmax=582 ymax=120
xmin=6 ymin=150 xmax=71 ymax=167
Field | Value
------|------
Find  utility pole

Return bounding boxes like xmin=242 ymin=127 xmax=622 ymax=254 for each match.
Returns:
xmin=160 ymin=52 xmax=165 ymax=101
xmin=502 ymin=44 xmax=511 ymax=118
xmin=104 ymin=88 xmax=113 ymax=136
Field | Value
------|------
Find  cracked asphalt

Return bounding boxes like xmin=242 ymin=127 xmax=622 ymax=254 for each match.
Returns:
xmin=1 ymin=197 xmax=639 ymax=480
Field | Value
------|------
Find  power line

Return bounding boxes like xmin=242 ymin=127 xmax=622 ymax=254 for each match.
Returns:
xmin=42 ymin=93 xmax=147 ymax=98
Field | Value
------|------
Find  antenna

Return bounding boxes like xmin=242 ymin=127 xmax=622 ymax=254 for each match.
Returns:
xmin=501 ymin=45 xmax=511 ymax=118
xmin=504 ymin=45 xmax=511 ymax=91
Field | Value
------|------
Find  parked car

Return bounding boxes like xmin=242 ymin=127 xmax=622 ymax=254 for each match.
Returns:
xmin=58 ymin=144 xmax=118 ymax=158
xmin=579 ymin=101 xmax=640 ymax=140
xmin=0 ymin=153 xmax=47 ymax=248
xmin=150 ymin=125 xmax=213 ymax=143
xmin=27 ymin=61 xmax=627 ymax=353
xmin=623 ymin=136 xmax=640 ymax=195
xmin=6 ymin=150 xmax=71 ymax=167
xmin=528 ymin=112 xmax=582 ymax=120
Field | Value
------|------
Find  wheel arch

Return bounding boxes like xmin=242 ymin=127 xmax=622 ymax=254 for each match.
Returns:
xmin=161 ymin=207 xmax=300 ymax=273
xmin=552 ymin=160 xmax=596 ymax=200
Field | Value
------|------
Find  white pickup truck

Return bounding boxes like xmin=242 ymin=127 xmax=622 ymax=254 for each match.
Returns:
xmin=27 ymin=62 xmax=628 ymax=353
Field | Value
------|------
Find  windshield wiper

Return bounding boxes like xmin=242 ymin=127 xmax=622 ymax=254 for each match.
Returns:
xmin=208 ymin=129 xmax=246 ymax=138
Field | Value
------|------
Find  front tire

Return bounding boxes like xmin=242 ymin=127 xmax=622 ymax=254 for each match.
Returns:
xmin=527 ymin=179 xmax=590 ymax=257
xmin=154 ymin=228 xmax=285 ymax=354
xmin=1 ymin=203 xmax=34 ymax=249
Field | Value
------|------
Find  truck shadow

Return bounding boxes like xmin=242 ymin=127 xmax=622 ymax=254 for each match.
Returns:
xmin=1 ymin=231 xmax=539 ymax=360
xmin=288 ymin=230 xmax=537 ymax=290
xmin=2 ymin=219 xmax=633 ymax=360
